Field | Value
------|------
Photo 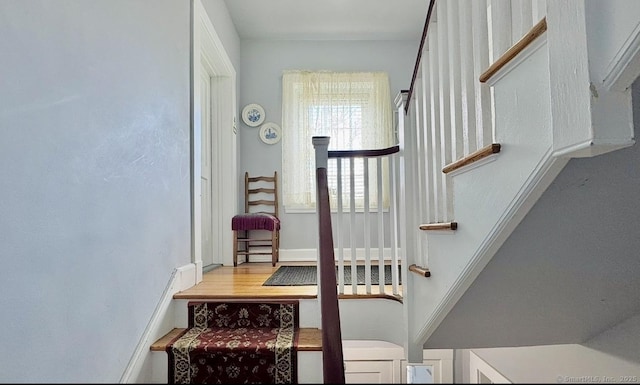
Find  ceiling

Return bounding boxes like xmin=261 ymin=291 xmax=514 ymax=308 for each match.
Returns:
xmin=222 ymin=0 xmax=429 ymax=41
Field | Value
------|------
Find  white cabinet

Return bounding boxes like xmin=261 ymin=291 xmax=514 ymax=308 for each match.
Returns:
xmin=345 ymin=360 xmax=396 ymax=383
xmin=469 ymin=351 xmax=511 ymax=383
xmin=343 ymin=340 xmax=404 ymax=383
xmin=341 ymin=341 xmax=454 ymax=383
xmin=401 ymin=349 xmax=454 ymax=383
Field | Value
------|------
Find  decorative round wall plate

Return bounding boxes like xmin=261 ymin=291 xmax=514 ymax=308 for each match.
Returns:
xmin=259 ymin=122 xmax=281 ymax=144
xmin=241 ymin=103 xmax=265 ymax=127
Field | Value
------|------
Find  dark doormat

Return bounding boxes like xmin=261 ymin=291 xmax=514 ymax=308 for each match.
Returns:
xmin=262 ymin=265 xmax=401 ymax=286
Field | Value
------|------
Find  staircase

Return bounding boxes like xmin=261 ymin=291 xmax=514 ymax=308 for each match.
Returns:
xmin=151 ymin=298 xmax=324 ymax=384
xmin=133 ymin=1 xmax=640 ymax=382
xmin=165 ymin=301 xmax=299 ymax=383
xmin=398 ymin=0 xmax=637 ymax=361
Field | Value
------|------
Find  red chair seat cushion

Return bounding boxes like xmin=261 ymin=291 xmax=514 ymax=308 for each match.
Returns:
xmin=232 ymin=213 xmax=280 ymax=231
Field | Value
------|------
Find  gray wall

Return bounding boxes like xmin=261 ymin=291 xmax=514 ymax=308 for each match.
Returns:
xmin=238 ymin=39 xmax=417 ymax=249
xmin=0 ymin=0 xmax=210 ymax=382
xmin=585 ymin=312 xmax=640 ymax=365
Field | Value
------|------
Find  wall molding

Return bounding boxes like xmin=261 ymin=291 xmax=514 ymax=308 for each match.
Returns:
xmin=602 ymin=20 xmax=640 ymax=92
xmin=468 ymin=351 xmax=511 ymax=383
xmin=234 ymin=248 xmax=399 ymax=265
xmin=120 ymin=263 xmax=196 ymax=383
xmin=415 ymin=149 xmax=568 ymax=345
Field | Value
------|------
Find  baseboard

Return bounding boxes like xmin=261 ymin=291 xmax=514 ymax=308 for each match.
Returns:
xmin=235 ymin=248 xmax=399 ymax=264
xmin=120 ymin=263 xmax=197 ymax=383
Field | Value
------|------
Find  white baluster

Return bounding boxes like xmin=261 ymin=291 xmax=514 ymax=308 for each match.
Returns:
xmin=437 ymin=1 xmax=453 ymax=221
xmin=363 ymin=158 xmax=371 ymax=293
xmin=447 ymin=0 xmax=464 ymax=162
xmin=459 ymin=0 xmax=478 ymax=155
xmin=389 ymin=154 xmax=400 ymax=296
xmin=428 ymin=28 xmax=443 ymax=223
xmin=349 ymin=158 xmax=357 ymax=295
xmin=532 ymin=0 xmax=547 ymax=24
xmin=487 ymin=0 xmax=512 ymax=63
xmin=413 ymin=80 xmax=425 ymax=267
xmin=336 ymin=158 xmax=345 ymax=294
xmin=473 ymin=0 xmax=493 ymax=148
xmin=377 ymin=157 xmax=385 ymax=294
xmin=511 ymin=0 xmax=525 ymax=42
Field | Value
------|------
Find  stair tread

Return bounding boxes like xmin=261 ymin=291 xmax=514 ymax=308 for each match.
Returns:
xmin=150 ymin=327 xmax=322 ymax=352
xmin=297 ymin=327 xmax=323 ymax=351
xmin=409 ymin=264 xmax=431 ymax=277
xmin=150 ymin=328 xmax=184 ymax=351
xmin=419 ymin=221 xmax=457 ymax=231
xmin=442 ymin=143 xmax=501 ymax=174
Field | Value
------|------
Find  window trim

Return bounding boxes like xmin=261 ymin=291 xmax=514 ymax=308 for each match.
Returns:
xmin=281 ymin=70 xmax=394 ymax=211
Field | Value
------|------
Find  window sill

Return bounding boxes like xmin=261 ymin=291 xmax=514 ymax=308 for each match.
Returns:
xmin=284 ymin=207 xmax=390 ymax=214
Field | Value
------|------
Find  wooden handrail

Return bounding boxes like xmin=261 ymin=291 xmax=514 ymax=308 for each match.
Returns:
xmin=480 ymin=18 xmax=547 ymax=83
xmin=442 ymin=143 xmax=501 ymax=174
xmin=405 ymin=0 xmax=437 ymax=114
xmin=316 ymin=167 xmax=346 ymax=384
xmin=328 ymin=145 xmax=400 ymax=159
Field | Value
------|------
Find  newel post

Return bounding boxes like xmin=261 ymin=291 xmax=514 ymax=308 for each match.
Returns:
xmin=313 ymin=136 xmax=330 ymax=169
xmin=312 ymin=135 xmax=346 ymax=384
xmin=312 ymin=135 xmax=330 ymax=293
xmin=395 ymin=90 xmax=423 ymax=363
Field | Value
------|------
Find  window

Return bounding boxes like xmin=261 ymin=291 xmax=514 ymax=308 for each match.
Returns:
xmin=281 ymin=70 xmax=394 ymax=211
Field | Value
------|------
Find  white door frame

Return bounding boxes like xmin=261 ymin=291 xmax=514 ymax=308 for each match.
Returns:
xmin=200 ymin=65 xmax=213 ymax=270
xmin=191 ymin=0 xmax=237 ymax=281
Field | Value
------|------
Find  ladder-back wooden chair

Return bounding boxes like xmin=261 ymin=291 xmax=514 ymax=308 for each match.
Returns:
xmin=231 ymin=172 xmax=280 ymax=267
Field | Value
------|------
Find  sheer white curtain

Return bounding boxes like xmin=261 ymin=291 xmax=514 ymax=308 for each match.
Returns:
xmin=281 ymin=70 xmax=394 ymax=211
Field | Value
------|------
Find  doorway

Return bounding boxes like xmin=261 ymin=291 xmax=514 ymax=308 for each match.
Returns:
xmin=192 ymin=0 xmax=237 ymax=279
xmin=200 ymin=69 xmax=214 ymax=271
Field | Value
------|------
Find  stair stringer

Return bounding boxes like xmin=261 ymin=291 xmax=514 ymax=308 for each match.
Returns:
xmin=405 ymin=1 xmax=640 ymax=352
xmin=405 ymin=35 xmax=571 ymax=351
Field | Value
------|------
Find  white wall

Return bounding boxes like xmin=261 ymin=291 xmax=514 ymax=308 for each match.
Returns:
xmin=586 ymin=0 xmax=640 ymax=86
xmin=466 ymin=341 xmax=640 ymax=383
xmin=0 ymin=1 xmax=192 ymax=382
xmin=238 ymin=39 xmax=417 ymax=250
xmin=339 ymin=299 xmax=404 ymax=345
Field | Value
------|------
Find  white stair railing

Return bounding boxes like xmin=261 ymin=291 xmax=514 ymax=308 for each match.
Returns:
xmin=314 ymin=139 xmax=402 ymax=298
xmin=403 ymin=0 xmax=547 ymax=270
xmin=311 ymin=0 xmax=549 ymax=302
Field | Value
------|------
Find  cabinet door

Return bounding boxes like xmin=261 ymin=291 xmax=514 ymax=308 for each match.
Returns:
xmin=345 ymin=360 xmax=394 ymax=383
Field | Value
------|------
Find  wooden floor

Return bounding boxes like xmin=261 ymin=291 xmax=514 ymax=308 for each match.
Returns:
xmin=174 ymin=262 xmax=317 ymax=300
xmin=173 ymin=261 xmax=403 ymax=302
xmin=154 ymin=261 xmax=402 ymax=353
